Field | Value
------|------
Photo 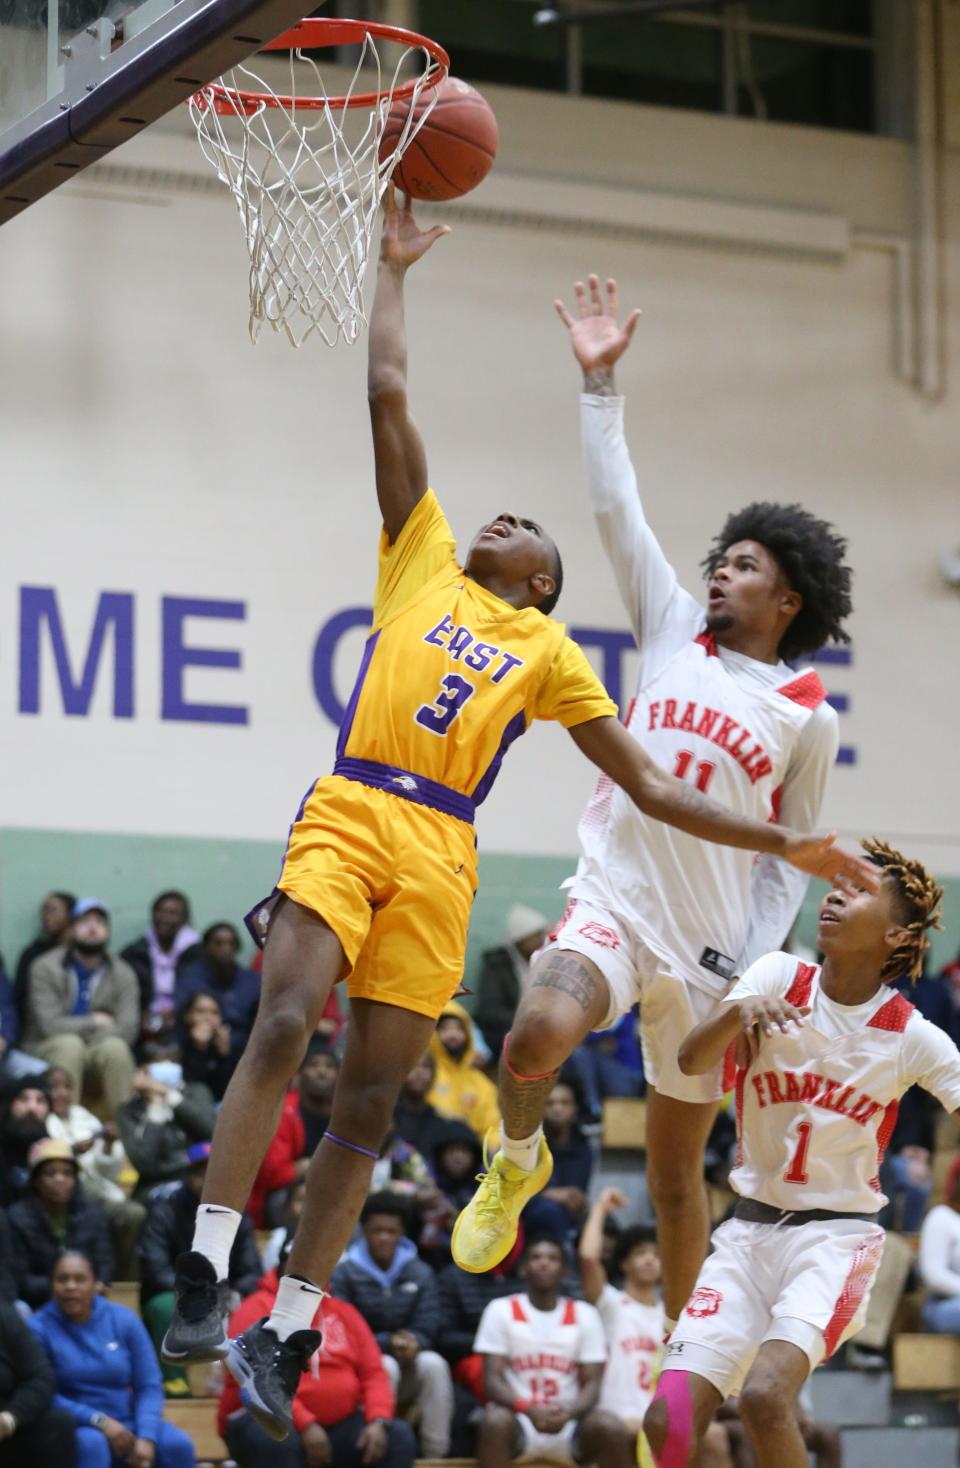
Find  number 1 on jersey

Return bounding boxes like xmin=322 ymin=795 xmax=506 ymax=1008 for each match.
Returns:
xmin=672 ymin=748 xmax=717 ymax=793
xmin=783 ymin=1120 xmax=812 ymax=1184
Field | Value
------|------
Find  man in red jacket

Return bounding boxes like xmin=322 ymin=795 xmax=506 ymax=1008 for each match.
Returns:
xmin=247 ymin=1048 xmax=340 ymax=1229
xmin=220 ymin=1263 xmax=416 ymax=1468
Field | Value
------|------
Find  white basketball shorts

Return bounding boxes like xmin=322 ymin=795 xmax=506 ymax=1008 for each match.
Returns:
xmin=546 ymin=897 xmax=724 ymax=1104
xmin=664 ymin=1215 xmax=886 ymax=1397
xmin=516 ymin=1415 xmax=580 ymax=1464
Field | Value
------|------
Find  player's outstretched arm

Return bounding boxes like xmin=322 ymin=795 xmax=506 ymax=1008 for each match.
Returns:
xmin=579 ymin=1187 xmax=626 ymax=1304
xmin=568 ymin=715 xmax=880 ymax=890
xmin=679 ymin=994 xmax=810 ymax=1077
xmin=368 ymin=184 xmax=450 ymax=544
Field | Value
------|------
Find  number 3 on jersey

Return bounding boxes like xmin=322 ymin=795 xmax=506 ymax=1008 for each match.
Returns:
xmin=415 ymin=673 xmax=476 ymax=735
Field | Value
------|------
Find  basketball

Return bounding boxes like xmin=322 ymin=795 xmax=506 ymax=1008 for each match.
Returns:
xmin=379 ymin=77 xmax=499 ymax=202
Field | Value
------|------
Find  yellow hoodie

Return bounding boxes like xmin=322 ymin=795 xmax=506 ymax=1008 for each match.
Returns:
xmin=428 ymin=1000 xmax=501 ymax=1142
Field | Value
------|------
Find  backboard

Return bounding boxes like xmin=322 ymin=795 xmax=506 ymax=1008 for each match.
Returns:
xmin=0 ymin=0 xmax=326 ymax=224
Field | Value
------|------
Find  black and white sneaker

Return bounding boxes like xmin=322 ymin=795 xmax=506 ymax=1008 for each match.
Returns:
xmin=226 ymin=1319 xmax=322 ymax=1441
xmin=160 ymin=1251 xmax=230 ymax=1364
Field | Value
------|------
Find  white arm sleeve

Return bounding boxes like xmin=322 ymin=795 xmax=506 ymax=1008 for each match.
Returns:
xmin=737 ymin=701 xmax=839 ymax=972
xmin=580 ymin=395 xmax=703 ymax=653
xmin=919 ymin=1208 xmax=960 ymax=1297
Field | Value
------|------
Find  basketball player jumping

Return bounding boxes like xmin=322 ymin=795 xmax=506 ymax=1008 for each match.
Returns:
xmin=162 ymin=192 xmax=874 ymax=1439
xmin=644 ymin=840 xmax=954 ymax=1468
xmin=453 ymin=277 xmax=853 ymax=1336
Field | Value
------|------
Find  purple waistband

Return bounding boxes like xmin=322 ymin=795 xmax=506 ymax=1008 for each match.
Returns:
xmin=333 ymin=757 xmax=476 ymax=826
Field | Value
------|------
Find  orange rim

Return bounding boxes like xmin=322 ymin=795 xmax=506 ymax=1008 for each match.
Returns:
xmin=191 ymin=16 xmax=449 ymax=116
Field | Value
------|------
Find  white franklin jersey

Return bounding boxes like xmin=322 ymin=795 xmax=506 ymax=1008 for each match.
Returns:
xmin=725 ymin=953 xmax=960 ymax=1213
xmin=594 ymin=1284 xmax=663 ymax=1420
xmin=473 ymin=1294 xmax=606 ymax=1410
xmin=571 ymin=395 xmax=839 ymax=996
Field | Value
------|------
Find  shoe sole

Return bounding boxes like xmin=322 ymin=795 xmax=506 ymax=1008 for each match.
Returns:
xmin=160 ymin=1330 xmax=229 ymax=1366
xmin=451 ymin=1154 xmax=553 ymax=1274
xmin=226 ymin=1337 xmax=291 ymax=1442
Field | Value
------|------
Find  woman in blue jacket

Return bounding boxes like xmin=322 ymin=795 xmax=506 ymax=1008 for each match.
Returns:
xmin=30 ymin=1253 xmax=195 ymax=1468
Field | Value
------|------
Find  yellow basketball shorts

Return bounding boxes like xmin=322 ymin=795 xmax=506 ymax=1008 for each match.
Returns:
xmin=266 ymin=775 xmax=478 ymax=1021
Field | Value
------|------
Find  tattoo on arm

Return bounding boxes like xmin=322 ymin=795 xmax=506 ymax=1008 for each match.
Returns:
xmin=583 ymin=366 xmax=616 ymax=396
xmin=530 ymin=954 xmax=601 ymax=1013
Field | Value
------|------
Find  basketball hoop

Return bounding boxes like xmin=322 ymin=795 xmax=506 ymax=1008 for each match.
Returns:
xmin=188 ymin=19 xmax=449 ymax=347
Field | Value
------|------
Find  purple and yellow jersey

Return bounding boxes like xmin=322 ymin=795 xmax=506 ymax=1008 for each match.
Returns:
xmin=334 ymin=491 xmax=617 ymax=822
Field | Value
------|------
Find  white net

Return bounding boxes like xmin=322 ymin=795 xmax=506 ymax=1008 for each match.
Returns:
xmin=189 ymin=30 xmax=445 ymax=348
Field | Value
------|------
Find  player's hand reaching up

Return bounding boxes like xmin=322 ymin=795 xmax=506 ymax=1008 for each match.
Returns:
xmin=554 ymin=274 xmax=641 ymax=379
xmin=782 ymin=833 xmax=881 ymax=893
xmin=379 ymin=182 xmax=450 ymax=270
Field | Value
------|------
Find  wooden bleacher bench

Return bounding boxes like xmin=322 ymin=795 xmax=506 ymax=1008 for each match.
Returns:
xmin=893 ymin=1333 xmax=960 ymax=1391
xmin=164 ymin=1398 xmax=227 ymax=1462
xmin=107 ymin=1281 xmax=141 ymax=1313
xmin=601 ymin=1098 xmax=646 ymax=1150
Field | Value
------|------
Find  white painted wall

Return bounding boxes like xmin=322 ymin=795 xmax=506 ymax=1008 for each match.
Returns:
xmin=2 ymin=58 xmax=958 ymax=872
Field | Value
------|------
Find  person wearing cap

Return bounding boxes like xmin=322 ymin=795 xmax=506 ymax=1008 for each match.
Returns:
xmin=7 ymin=1138 xmax=113 ymax=1309
xmin=22 ymin=899 xmax=139 ymax=1119
xmin=0 ymin=1074 xmax=53 ymax=1207
xmin=139 ymin=1141 xmax=261 ymax=1390
xmin=474 ymin=905 xmax=548 ymax=1059
xmin=31 ymin=1251 xmax=196 ymax=1468
xmin=427 ymin=1001 xmax=500 ymax=1143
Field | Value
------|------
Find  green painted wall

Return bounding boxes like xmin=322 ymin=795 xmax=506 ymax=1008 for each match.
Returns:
xmin=1 ymin=828 xmax=957 ymax=1000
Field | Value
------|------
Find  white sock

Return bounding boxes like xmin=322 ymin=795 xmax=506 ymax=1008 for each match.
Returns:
xmin=500 ymin=1123 xmax=543 ymax=1173
xmin=266 ymin=1273 xmax=326 ymax=1342
xmin=192 ymin=1204 xmax=243 ymax=1282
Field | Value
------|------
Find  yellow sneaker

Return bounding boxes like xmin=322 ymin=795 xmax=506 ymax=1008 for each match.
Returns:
xmin=451 ymin=1137 xmax=553 ymax=1274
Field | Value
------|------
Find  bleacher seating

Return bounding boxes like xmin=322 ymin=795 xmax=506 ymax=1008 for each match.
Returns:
xmin=601 ymin=1097 xmax=646 ymax=1150
xmin=893 ymin=1333 xmax=960 ymax=1391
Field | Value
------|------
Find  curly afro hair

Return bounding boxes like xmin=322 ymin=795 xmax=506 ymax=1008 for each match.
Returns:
xmin=701 ymin=503 xmax=852 ymax=664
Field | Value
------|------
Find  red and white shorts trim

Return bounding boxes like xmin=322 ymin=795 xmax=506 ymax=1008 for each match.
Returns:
xmin=544 ymin=898 xmax=723 ymax=1105
xmin=664 ymin=1215 xmax=886 ymax=1396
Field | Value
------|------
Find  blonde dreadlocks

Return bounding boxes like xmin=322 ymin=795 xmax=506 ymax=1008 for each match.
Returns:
xmin=862 ymin=837 xmax=944 ymax=983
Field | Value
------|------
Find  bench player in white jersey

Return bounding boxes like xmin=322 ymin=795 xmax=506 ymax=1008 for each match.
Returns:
xmin=579 ymin=1189 xmax=663 ymax=1436
xmin=643 ymin=838 xmax=956 ymax=1468
xmin=454 ymin=275 xmax=856 ymax=1333
xmin=473 ymin=1237 xmax=631 ymax=1468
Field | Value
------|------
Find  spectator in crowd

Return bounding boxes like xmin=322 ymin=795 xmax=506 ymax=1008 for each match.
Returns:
xmin=139 ymin=1141 xmax=261 ymax=1390
xmin=0 ymin=1296 xmax=77 ymax=1466
xmin=419 ymin=1122 xmax=485 ymax=1268
xmin=892 ymin=955 xmax=959 ymax=1045
xmin=428 ymin=1002 xmax=500 ymax=1142
xmin=220 ymin=1245 xmax=417 ymax=1468
xmin=536 ymin=1078 xmax=592 ymax=1235
xmin=436 ymin=1253 xmax=519 ymax=1411
xmin=878 ymin=1085 xmax=936 ymax=1233
xmin=330 ymin=1193 xmax=454 ymax=1459
xmin=121 ymin=892 xmax=202 ymax=1028
xmin=31 ymin=1251 xmax=196 ymax=1468
xmin=0 ymin=961 xmax=49 ymax=1090
xmin=176 ymin=990 xmax=234 ymax=1101
xmin=579 ymin=1189 xmax=662 ymax=1437
xmin=260 ymin=1177 xmax=307 ymax=1274
xmin=369 ymin=1126 xmax=435 ymax=1210
xmin=23 ymin=899 xmax=138 ymax=1119
xmin=0 ymin=1213 xmax=26 ymax=1309
xmin=8 ymin=1139 xmax=113 ymax=1309
xmin=474 ymin=905 xmax=549 ymax=1060
xmin=474 ymin=1236 xmax=631 ymax=1468
xmin=248 ymin=1046 xmax=340 ymax=1228
xmin=45 ymin=1067 xmax=145 ymax=1281
xmin=13 ymin=892 xmax=75 ymax=1013
xmin=117 ymin=1049 xmax=217 ymax=1201
xmin=0 ymin=1075 xmax=51 ymax=1206
xmin=175 ymin=923 xmax=259 ymax=1058
xmin=566 ymin=1010 xmax=644 ymax=1123
xmin=918 ymin=1154 xmax=960 ymax=1332
xmin=393 ymin=1053 xmax=451 ymax=1162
